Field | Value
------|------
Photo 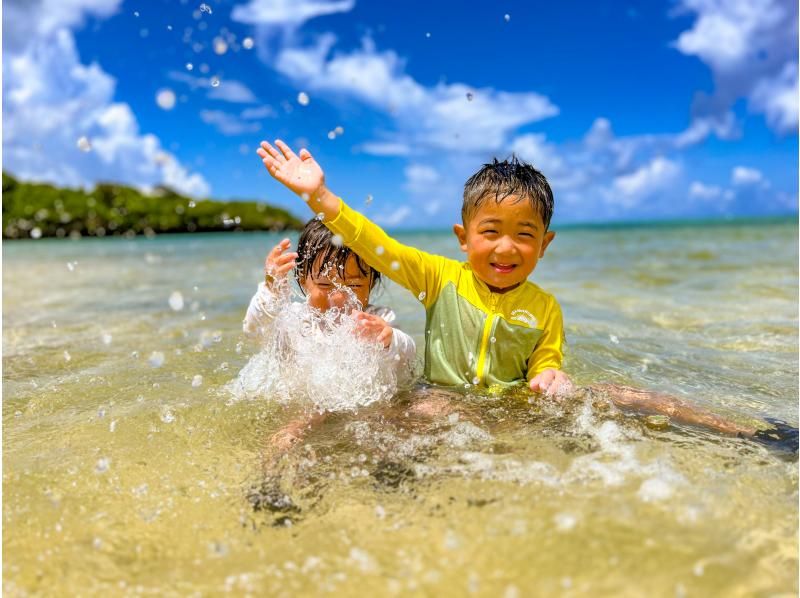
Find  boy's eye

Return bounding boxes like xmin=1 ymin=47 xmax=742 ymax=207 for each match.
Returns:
xmin=518 ymin=232 xmax=535 ymax=238
xmin=480 ymin=229 xmax=498 ymax=235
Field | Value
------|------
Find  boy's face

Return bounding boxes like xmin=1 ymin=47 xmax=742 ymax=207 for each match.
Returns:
xmin=301 ymin=255 xmax=373 ymax=312
xmin=453 ymin=195 xmax=555 ymax=293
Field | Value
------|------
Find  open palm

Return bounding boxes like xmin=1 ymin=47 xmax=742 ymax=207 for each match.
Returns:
xmin=257 ymin=139 xmax=324 ymax=198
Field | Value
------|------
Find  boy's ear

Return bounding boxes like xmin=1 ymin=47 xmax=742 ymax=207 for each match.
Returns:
xmin=539 ymin=230 xmax=556 ymax=257
xmin=453 ymin=223 xmax=468 ymax=252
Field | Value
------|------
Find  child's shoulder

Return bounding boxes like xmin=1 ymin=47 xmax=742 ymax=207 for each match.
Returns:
xmin=517 ymin=279 xmax=561 ymax=308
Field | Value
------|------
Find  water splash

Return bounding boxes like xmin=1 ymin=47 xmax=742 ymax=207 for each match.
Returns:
xmin=228 ymin=281 xmax=404 ymax=412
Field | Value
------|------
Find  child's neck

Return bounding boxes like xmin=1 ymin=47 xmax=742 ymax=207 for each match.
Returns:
xmin=486 ymin=281 xmax=521 ymax=294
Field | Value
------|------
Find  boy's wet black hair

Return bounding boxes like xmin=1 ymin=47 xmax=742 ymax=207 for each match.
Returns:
xmin=294 ymin=218 xmax=380 ymax=294
xmin=462 ymin=156 xmax=555 ymax=229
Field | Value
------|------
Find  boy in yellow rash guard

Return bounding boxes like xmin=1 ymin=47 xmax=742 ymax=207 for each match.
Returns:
xmin=257 ymin=139 xmax=572 ymax=396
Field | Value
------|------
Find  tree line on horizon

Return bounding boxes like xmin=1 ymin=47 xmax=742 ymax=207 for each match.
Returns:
xmin=2 ymin=172 xmax=303 ymax=239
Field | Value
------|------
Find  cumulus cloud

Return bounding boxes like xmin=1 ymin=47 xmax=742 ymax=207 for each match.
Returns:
xmin=3 ymin=0 xmax=209 ymax=196
xmin=404 ymin=164 xmax=441 ymax=194
xmin=373 ymin=205 xmax=411 ymax=227
xmin=199 ymin=110 xmax=262 ymax=136
xmin=731 ymin=166 xmax=763 ymax=185
xmin=274 ymin=36 xmax=558 ymax=154
xmin=688 ymin=181 xmax=730 ymax=201
xmin=232 ymin=0 xmax=354 ymax=28
xmin=3 ymin=26 xmax=209 ymax=196
xmin=611 ymin=157 xmax=681 ymax=207
xmin=167 ymin=71 xmax=258 ymax=104
xmin=673 ymin=0 xmax=798 ymax=134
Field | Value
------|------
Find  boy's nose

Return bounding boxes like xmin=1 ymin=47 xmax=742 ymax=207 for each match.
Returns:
xmin=495 ymin=235 xmax=517 ymax=254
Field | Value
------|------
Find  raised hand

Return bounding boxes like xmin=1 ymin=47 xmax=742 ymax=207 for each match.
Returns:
xmin=257 ymin=140 xmax=325 ymax=200
xmin=264 ymin=238 xmax=298 ymax=288
xmin=352 ymin=312 xmax=394 ymax=348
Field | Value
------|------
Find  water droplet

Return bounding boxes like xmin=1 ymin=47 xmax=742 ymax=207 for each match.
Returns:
xmin=192 ymin=375 xmax=203 ymax=387
xmin=188 ymin=200 xmax=196 ymax=208
xmin=76 ymin=136 xmax=92 ymax=152
xmin=365 ymin=194 xmax=373 ymax=206
xmin=199 ymin=3 xmax=212 ymax=14
xmin=148 ymin=351 xmax=165 ymax=368
xmin=213 ymin=37 xmax=228 ymax=55
xmin=186 ymin=62 xmax=194 ymax=71
xmin=331 ymin=234 xmax=344 ymax=247
xmin=156 ymin=88 xmax=176 ymax=110
xmin=390 ymin=261 xmax=400 ymax=271
xmin=297 ymin=91 xmax=310 ymax=106
xmin=334 ymin=126 xmax=344 ymax=135
xmin=472 ymin=376 xmax=480 ymax=385
xmin=466 ymin=92 xmax=474 ymax=101
xmin=30 ymin=227 xmax=42 ymax=239
xmin=101 ymin=333 xmax=113 ymax=345
xmin=316 ymin=212 xmax=324 ymax=221
xmin=375 ymin=245 xmax=385 ymax=255
xmin=63 ymin=350 xmax=71 ymax=362
xmin=490 ymin=336 xmax=496 ymax=343
xmin=167 ymin=24 xmax=173 ymax=31
xmin=210 ymin=77 xmax=220 ymax=88
xmin=160 ymin=407 xmax=175 ymax=423
xmin=425 ymin=32 xmax=431 ymax=38
xmin=417 ymin=291 xmax=426 ymax=301
xmin=327 ymin=131 xmax=336 ymax=140
xmin=235 ymin=341 xmax=243 ymax=354
xmin=609 ymin=334 xmax=620 ymax=344
xmin=66 ymin=261 xmax=76 ymax=271
xmin=134 ymin=11 xmax=140 ymax=17
xmin=95 ymin=457 xmax=111 ymax=473
xmin=504 ymin=13 xmax=511 ymax=22
xmin=169 ymin=291 xmax=184 ymax=311
xmin=109 ymin=420 xmax=117 ymax=432
xmin=242 ymin=37 xmax=254 ymax=50
xmin=299 ymin=192 xmax=310 ymax=202
xmin=375 ymin=505 xmax=386 ymax=519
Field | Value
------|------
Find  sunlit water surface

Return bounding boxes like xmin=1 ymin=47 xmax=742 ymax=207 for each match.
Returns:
xmin=4 ymin=221 xmax=798 ymax=596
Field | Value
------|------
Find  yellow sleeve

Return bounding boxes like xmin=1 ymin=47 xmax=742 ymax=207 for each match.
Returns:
xmin=326 ymin=199 xmax=450 ymax=306
xmin=526 ymin=298 xmax=565 ymax=379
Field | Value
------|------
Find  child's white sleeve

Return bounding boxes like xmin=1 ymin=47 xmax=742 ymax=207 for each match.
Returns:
xmin=386 ymin=327 xmax=419 ymax=389
xmin=242 ymin=282 xmax=285 ymax=340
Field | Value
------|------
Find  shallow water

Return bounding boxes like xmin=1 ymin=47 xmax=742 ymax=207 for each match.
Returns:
xmin=4 ymin=221 xmax=798 ymax=595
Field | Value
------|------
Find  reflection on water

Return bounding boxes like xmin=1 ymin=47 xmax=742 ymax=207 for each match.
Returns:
xmin=4 ymin=222 xmax=798 ymax=595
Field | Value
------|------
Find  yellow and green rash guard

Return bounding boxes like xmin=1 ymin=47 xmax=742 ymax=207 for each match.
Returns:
xmin=327 ymin=199 xmax=565 ymax=388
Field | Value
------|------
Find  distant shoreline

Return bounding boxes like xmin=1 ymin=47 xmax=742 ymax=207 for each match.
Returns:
xmin=2 ymin=172 xmax=303 ymax=240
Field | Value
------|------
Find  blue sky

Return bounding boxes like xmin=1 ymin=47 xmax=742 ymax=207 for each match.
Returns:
xmin=3 ymin=0 xmax=798 ymax=227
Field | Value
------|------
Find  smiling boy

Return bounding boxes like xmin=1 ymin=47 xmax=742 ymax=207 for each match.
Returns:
xmin=257 ymin=140 xmax=571 ymax=395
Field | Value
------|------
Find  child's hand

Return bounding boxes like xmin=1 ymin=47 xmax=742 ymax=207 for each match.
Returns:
xmin=257 ymin=140 xmax=325 ymax=200
xmin=529 ymin=369 xmax=574 ymax=399
xmin=264 ymin=238 xmax=297 ymax=287
xmin=352 ymin=312 xmax=393 ymax=348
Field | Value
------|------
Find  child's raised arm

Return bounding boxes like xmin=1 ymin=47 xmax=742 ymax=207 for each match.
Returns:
xmin=256 ymin=139 xmax=448 ymax=306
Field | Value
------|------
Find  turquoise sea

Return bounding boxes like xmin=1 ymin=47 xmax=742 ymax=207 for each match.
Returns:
xmin=3 ymin=219 xmax=798 ymax=595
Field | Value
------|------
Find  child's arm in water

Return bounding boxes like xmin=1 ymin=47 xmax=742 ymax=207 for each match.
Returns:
xmin=243 ymin=238 xmax=297 ymax=339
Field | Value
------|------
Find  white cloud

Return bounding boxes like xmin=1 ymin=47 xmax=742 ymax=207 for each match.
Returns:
xmin=673 ymin=0 xmax=798 ymax=134
xmin=611 ymin=157 xmax=681 ymax=206
xmin=231 ymin=0 xmax=354 ymax=27
xmin=731 ymin=166 xmax=763 ymax=185
xmin=273 ymin=36 xmax=558 ymax=154
xmin=749 ymin=62 xmax=799 ymax=134
xmin=168 ymin=71 xmax=258 ymax=104
xmin=357 ymin=141 xmax=412 ymax=156
xmin=689 ymin=181 xmax=727 ymax=201
xmin=241 ymin=105 xmax=277 ymax=119
xmin=200 ymin=110 xmax=262 ymax=136
xmin=373 ymin=205 xmax=411 ymax=227
xmin=404 ymin=164 xmax=440 ymax=193
xmin=3 ymin=27 xmax=209 ymax=197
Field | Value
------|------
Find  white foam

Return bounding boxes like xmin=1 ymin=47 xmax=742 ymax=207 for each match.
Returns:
xmin=228 ymin=284 xmax=401 ymax=412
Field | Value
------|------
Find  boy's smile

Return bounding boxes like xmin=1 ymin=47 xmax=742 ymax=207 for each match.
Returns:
xmin=453 ymin=195 xmax=555 ymax=293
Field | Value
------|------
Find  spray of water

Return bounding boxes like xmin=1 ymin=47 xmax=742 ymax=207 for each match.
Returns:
xmin=228 ymin=277 xmax=402 ymax=412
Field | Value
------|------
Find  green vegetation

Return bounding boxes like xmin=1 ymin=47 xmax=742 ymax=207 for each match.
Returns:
xmin=2 ymin=172 xmax=303 ymax=239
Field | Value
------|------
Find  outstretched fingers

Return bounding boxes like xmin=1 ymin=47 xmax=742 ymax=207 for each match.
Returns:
xmin=274 ymin=139 xmax=298 ymax=162
xmin=259 ymin=141 xmax=283 ymax=161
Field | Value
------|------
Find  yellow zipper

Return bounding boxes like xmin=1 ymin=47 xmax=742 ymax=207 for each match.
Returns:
xmin=474 ymin=294 xmax=498 ymax=384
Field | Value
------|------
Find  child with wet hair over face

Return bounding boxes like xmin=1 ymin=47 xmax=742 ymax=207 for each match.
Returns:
xmin=243 ymin=218 xmax=417 ymax=450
